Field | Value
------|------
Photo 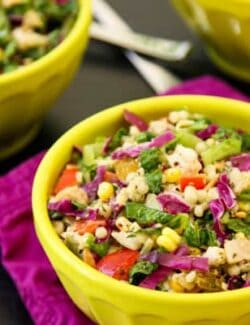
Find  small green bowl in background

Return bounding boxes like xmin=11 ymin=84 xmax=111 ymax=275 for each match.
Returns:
xmin=0 ymin=0 xmax=91 ymax=160
xmin=171 ymin=0 xmax=250 ymax=81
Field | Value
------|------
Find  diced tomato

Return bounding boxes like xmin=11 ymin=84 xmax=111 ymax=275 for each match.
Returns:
xmin=180 ymin=175 xmax=206 ymax=191
xmin=104 ymin=171 xmax=119 ymax=183
xmin=54 ymin=165 xmax=79 ymax=194
xmin=97 ymin=249 xmax=139 ymax=280
xmin=74 ymin=220 xmax=106 ymax=235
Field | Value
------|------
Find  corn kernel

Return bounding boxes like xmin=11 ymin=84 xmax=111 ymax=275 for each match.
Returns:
xmin=97 ymin=182 xmax=114 ymax=201
xmin=235 ymin=211 xmax=247 ymax=219
xmin=162 ymin=227 xmax=181 ymax=242
xmin=189 ymin=247 xmax=201 ymax=256
xmin=157 ymin=236 xmax=177 ymax=252
xmin=157 ymin=227 xmax=181 ymax=252
xmin=168 ymin=278 xmax=185 ymax=293
xmin=163 ymin=168 xmax=181 ymax=183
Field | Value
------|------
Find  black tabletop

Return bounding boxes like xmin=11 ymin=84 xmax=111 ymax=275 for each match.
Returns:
xmin=1 ymin=1 xmax=249 ymax=324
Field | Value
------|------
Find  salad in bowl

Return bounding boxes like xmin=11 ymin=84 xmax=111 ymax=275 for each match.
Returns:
xmin=0 ymin=0 xmax=78 ymax=74
xmin=48 ymin=108 xmax=250 ymax=293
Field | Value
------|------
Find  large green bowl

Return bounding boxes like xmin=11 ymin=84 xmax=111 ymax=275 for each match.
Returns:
xmin=0 ymin=0 xmax=91 ymax=160
xmin=33 ymin=95 xmax=250 ymax=325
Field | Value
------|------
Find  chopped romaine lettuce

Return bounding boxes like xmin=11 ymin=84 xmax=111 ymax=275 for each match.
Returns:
xmin=126 ymin=202 xmax=181 ymax=228
xmin=139 ymin=148 xmax=160 ymax=172
xmin=184 ymin=222 xmax=217 ymax=247
xmin=238 ymin=189 xmax=250 ymax=201
xmin=145 ymin=169 xmax=162 ymax=194
xmin=129 ymin=261 xmax=158 ymax=285
xmin=136 ymin=131 xmax=155 ymax=143
xmin=189 ymin=118 xmax=210 ymax=132
xmin=223 ymin=217 xmax=250 ymax=236
xmin=109 ymin=127 xmax=128 ymax=151
xmin=176 ymin=130 xmax=201 ymax=149
xmin=242 ymin=134 xmax=250 ymax=151
xmin=201 ymin=138 xmax=242 ymax=165
xmin=87 ymin=234 xmax=110 ymax=258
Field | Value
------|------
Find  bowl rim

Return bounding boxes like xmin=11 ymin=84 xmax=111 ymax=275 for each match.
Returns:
xmin=0 ymin=0 xmax=91 ymax=85
xmin=33 ymin=95 xmax=250 ymax=305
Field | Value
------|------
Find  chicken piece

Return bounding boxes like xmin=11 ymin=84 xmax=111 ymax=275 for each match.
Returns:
xmin=224 ymin=239 xmax=250 ymax=264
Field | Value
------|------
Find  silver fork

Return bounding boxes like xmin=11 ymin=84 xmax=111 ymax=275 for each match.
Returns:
xmin=90 ymin=22 xmax=192 ymax=62
xmin=93 ymin=0 xmax=181 ymax=93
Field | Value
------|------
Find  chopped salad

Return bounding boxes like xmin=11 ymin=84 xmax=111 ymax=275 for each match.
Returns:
xmin=0 ymin=0 xmax=78 ymax=74
xmin=48 ymin=109 xmax=250 ymax=293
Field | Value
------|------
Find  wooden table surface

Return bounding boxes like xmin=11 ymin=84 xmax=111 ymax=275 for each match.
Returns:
xmin=0 ymin=1 xmax=249 ymax=324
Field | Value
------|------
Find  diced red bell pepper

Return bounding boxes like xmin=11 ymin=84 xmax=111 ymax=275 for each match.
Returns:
xmin=104 ymin=171 xmax=119 ymax=183
xmin=97 ymin=249 xmax=139 ymax=280
xmin=180 ymin=175 xmax=206 ymax=191
xmin=74 ymin=220 xmax=106 ymax=235
xmin=54 ymin=165 xmax=78 ymax=194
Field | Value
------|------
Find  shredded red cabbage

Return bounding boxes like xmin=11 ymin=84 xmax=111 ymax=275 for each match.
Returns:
xmin=111 ymin=143 xmax=149 ymax=159
xmin=111 ymin=131 xmax=175 ymax=159
xmin=209 ymin=199 xmax=227 ymax=244
xmin=157 ymin=193 xmax=191 ymax=214
xmin=55 ymin=0 xmax=69 ymax=4
xmin=158 ymin=254 xmax=209 ymax=272
xmin=48 ymin=199 xmax=84 ymax=217
xmin=106 ymin=202 xmax=124 ymax=229
xmin=87 ymin=209 xmax=98 ymax=220
xmin=140 ymin=250 xmax=159 ymax=263
xmin=230 ymin=154 xmax=250 ymax=171
xmin=243 ymin=280 xmax=250 ymax=288
xmin=8 ymin=14 xmax=23 ymax=26
xmin=83 ymin=166 xmax=106 ymax=200
xmin=139 ymin=266 xmax=171 ymax=289
xmin=72 ymin=145 xmax=82 ymax=155
xmin=48 ymin=199 xmax=98 ymax=219
xmin=217 ymin=174 xmax=236 ymax=209
xmin=196 ymin=124 xmax=218 ymax=140
xmin=124 ymin=109 xmax=148 ymax=131
xmin=103 ymin=137 xmax=112 ymax=155
xmin=228 ymin=276 xmax=245 ymax=290
xmin=175 ymin=245 xmax=190 ymax=256
xmin=149 ymin=131 xmax=175 ymax=148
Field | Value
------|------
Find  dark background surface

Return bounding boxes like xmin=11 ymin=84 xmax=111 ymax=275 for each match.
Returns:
xmin=0 ymin=1 xmax=249 ymax=324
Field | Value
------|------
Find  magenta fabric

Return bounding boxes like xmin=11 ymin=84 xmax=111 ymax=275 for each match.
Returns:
xmin=0 ymin=75 xmax=249 ymax=325
xmin=160 ymin=75 xmax=250 ymax=101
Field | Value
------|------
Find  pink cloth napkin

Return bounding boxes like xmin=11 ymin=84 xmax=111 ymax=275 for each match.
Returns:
xmin=0 ymin=75 xmax=249 ymax=325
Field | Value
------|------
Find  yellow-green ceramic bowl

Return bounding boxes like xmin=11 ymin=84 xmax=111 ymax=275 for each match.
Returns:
xmin=33 ymin=96 xmax=250 ymax=325
xmin=171 ymin=0 xmax=250 ymax=81
xmin=0 ymin=0 xmax=91 ymax=160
